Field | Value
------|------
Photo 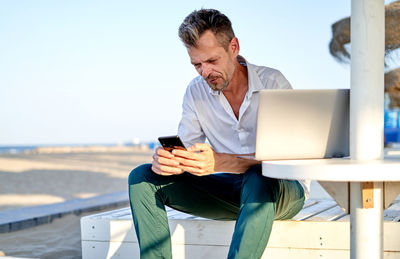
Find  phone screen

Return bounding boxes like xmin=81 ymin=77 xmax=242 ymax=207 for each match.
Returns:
xmin=158 ymin=135 xmax=186 ymax=152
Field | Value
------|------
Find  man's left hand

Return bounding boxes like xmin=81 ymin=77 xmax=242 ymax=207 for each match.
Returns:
xmin=172 ymin=143 xmax=217 ymax=176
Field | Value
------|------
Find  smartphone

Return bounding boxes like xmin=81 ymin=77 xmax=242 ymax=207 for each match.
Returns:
xmin=158 ymin=135 xmax=187 ymax=152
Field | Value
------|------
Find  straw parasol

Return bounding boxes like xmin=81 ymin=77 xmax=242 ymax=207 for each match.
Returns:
xmin=329 ymin=0 xmax=400 ymax=108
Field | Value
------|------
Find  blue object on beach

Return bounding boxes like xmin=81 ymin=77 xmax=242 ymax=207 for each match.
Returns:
xmin=384 ymin=109 xmax=399 ymax=129
xmin=385 ymin=128 xmax=400 ymax=144
xmin=384 ymin=93 xmax=400 ymax=145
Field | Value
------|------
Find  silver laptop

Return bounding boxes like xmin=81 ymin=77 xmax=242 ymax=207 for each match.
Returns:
xmin=255 ymin=89 xmax=349 ymax=160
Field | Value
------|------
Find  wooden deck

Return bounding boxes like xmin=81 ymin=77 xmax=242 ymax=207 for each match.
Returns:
xmin=81 ymin=199 xmax=400 ymax=259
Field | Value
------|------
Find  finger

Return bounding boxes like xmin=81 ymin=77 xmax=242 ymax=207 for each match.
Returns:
xmin=157 ymin=147 xmax=174 ymax=158
xmin=153 ymin=148 xmax=174 ymax=162
xmin=153 ymin=158 xmax=183 ymax=173
xmin=152 ymin=152 xmax=179 ymax=168
xmin=174 ymin=156 xmax=204 ymax=168
xmin=172 ymin=149 xmax=198 ymax=159
xmin=159 ymin=164 xmax=184 ymax=174
xmin=152 ymin=163 xmax=183 ymax=175
xmin=152 ymin=165 xmax=174 ymax=176
xmin=157 ymin=156 xmax=180 ymax=167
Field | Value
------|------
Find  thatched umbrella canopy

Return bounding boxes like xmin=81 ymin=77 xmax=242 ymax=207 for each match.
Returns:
xmin=329 ymin=0 xmax=400 ymax=108
xmin=386 ymin=68 xmax=400 ymax=108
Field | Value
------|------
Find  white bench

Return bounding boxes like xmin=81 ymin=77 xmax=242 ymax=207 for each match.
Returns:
xmin=81 ymin=199 xmax=400 ymax=259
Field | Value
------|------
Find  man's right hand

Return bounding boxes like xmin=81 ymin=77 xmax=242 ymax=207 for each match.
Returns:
xmin=151 ymin=147 xmax=185 ymax=176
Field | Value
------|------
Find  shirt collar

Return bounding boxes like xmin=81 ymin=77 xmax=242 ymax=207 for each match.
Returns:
xmin=245 ymin=58 xmax=264 ymax=99
xmin=207 ymin=55 xmax=263 ymax=97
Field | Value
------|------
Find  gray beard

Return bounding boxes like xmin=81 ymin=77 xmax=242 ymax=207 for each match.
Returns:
xmin=207 ymin=79 xmax=229 ymax=91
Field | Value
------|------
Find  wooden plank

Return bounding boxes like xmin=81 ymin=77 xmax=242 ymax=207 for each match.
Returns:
xmin=166 ymin=207 xmax=201 ymax=219
xmin=384 ymin=201 xmax=400 ymax=221
xmin=94 ymin=207 xmax=131 ymax=220
xmin=166 ymin=201 xmax=328 ymax=220
xmin=81 ymin=216 xmax=137 ymax=243
xmin=83 ymin=199 xmax=326 ymax=221
xmin=268 ymin=221 xmax=350 ymax=250
xmin=302 ymin=199 xmax=319 ymax=208
xmin=263 ymin=248 xmax=350 ymax=259
xmin=318 ymin=181 xmax=349 ymax=211
xmin=362 ymin=182 xmax=374 ymax=208
xmin=82 ymin=240 xmax=352 ymax=259
xmin=82 ymin=240 xmax=140 ymax=259
xmin=292 ymin=200 xmax=337 ymax=221
xmin=337 ymin=214 xmax=351 ymax=222
xmin=83 ymin=199 xmax=400 ymax=223
xmin=384 ymin=182 xmax=400 ymax=209
xmin=305 ymin=205 xmax=347 ymax=222
xmin=384 ymin=222 xmax=400 ymax=252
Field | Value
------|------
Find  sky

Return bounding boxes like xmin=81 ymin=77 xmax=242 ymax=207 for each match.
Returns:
xmin=0 ymin=0 xmax=367 ymax=145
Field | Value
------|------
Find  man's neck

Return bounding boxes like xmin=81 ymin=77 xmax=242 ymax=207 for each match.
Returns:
xmin=223 ymin=60 xmax=248 ymax=96
xmin=222 ymin=60 xmax=249 ymax=119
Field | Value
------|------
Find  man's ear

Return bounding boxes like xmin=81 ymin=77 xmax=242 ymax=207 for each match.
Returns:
xmin=229 ymin=37 xmax=240 ymax=56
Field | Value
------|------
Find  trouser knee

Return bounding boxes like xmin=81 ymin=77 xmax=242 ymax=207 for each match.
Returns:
xmin=128 ymin=163 xmax=154 ymax=186
xmin=128 ymin=163 xmax=162 ymax=208
xmin=241 ymin=165 xmax=279 ymax=203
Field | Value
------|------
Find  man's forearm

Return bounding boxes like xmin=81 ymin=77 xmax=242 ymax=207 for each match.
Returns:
xmin=214 ymin=153 xmax=261 ymax=173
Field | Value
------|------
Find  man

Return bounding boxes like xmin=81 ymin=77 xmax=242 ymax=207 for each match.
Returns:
xmin=129 ymin=9 xmax=307 ymax=259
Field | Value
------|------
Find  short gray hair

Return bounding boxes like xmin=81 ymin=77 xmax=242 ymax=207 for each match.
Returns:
xmin=178 ymin=9 xmax=235 ymax=49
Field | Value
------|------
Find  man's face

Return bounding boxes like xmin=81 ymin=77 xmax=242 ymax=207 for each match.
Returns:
xmin=187 ymin=31 xmax=237 ymax=91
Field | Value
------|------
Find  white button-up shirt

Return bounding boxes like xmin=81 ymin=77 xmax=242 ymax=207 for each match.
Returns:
xmin=178 ymin=56 xmax=291 ymax=153
xmin=178 ymin=56 xmax=309 ymax=197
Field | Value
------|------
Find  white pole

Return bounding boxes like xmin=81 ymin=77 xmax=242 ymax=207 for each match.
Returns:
xmin=351 ymin=0 xmax=385 ymax=160
xmin=350 ymin=0 xmax=385 ymax=258
xmin=350 ymin=182 xmax=384 ymax=259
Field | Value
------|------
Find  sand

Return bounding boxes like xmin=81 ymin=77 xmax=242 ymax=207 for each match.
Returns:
xmin=0 ymin=146 xmax=331 ymax=259
xmin=0 ymin=147 xmax=153 ymax=211
xmin=0 ymin=146 xmax=153 ymax=259
xmin=0 ymin=212 xmax=105 ymax=259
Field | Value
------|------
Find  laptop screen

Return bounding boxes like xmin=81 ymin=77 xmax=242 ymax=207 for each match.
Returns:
xmin=255 ymin=89 xmax=349 ymax=161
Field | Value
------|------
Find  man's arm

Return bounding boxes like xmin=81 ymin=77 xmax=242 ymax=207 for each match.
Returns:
xmin=172 ymin=143 xmax=260 ymax=176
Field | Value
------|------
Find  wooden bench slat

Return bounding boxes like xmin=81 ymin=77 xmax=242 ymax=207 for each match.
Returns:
xmin=292 ymin=200 xmax=337 ymax=221
xmin=166 ymin=207 xmax=203 ymax=220
xmin=384 ymin=201 xmax=400 ymax=221
xmin=305 ymin=205 xmax=347 ymax=221
xmin=84 ymin=198 xmax=400 ymax=224
xmin=302 ymin=199 xmax=319 ymax=209
xmin=164 ymin=199 xmax=332 ymax=221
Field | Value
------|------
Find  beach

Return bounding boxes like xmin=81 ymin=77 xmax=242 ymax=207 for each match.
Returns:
xmin=0 ymin=146 xmax=330 ymax=259
xmin=0 ymin=146 xmax=153 ymax=211
xmin=0 ymin=146 xmax=153 ymax=259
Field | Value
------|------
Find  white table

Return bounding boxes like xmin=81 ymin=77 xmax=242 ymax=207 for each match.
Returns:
xmin=262 ymin=157 xmax=400 ymax=182
xmin=262 ymin=156 xmax=400 ymax=259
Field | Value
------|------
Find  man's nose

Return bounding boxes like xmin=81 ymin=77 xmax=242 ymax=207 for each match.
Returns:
xmin=201 ymin=64 xmax=211 ymax=78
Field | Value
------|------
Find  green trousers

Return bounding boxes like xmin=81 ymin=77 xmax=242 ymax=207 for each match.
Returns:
xmin=128 ymin=164 xmax=305 ymax=259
